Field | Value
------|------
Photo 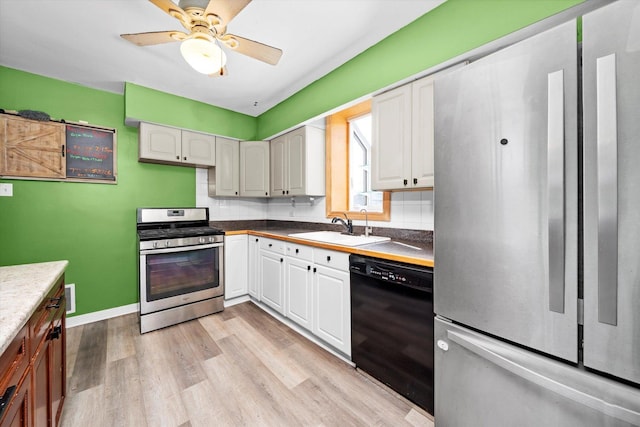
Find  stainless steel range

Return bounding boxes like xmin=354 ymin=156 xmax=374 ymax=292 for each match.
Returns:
xmin=137 ymin=207 xmax=224 ymax=333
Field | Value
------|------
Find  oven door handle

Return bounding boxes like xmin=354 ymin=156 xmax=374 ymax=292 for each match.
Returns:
xmin=140 ymin=242 xmax=223 ymax=255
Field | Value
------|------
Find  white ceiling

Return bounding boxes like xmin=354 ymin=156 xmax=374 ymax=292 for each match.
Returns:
xmin=0 ymin=0 xmax=445 ymax=117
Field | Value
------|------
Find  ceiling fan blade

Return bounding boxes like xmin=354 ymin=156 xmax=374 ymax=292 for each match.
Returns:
xmin=204 ymin=0 xmax=251 ymax=26
xmin=121 ymin=30 xmax=188 ymax=46
xmin=220 ymin=34 xmax=282 ymax=65
xmin=149 ymin=0 xmax=191 ymax=26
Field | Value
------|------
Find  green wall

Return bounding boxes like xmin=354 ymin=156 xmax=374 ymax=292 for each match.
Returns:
xmin=0 ymin=67 xmax=250 ymax=316
xmin=1 ymin=0 xmax=583 ymax=317
xmin=124 ymin=82 xmax=257 ymax=140
xmin=256 ymin=0 xmax=583 ymax=139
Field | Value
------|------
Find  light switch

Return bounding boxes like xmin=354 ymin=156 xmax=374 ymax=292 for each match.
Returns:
xmin=0 ymin=183 xmax=13 ymax=197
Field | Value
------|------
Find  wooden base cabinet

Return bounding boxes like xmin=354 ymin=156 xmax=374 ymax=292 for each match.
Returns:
xmin=0 ymin=276 xmax=66 ymax=427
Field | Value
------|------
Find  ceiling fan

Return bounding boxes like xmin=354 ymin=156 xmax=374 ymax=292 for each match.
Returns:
xmin=121 ymin=0 xmax=282 ymax=76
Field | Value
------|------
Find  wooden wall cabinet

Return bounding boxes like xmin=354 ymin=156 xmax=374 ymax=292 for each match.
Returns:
xmin=270 ymin=126 xmax=325 ymax=197
xmin=0 ymin=115 xmax=66 ymax=179
xmin=0 ymin=276 xmax=66 ymax=427
xmin=371 ymin=75 xmax=435 ymax=190
xmin=139 ymin=122 xmax=216 ymax=167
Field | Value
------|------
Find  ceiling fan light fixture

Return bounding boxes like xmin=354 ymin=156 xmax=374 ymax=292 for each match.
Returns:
xmin=180 ymin=38 xmax=227 ymax=74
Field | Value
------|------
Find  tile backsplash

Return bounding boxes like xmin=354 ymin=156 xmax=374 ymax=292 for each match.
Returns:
xmin=196 ymin=168 xmax=434 ymax=230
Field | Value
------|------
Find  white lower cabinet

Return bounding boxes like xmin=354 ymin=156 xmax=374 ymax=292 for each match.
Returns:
xmin=224 ymin=235 xmax=248 ymax=300
xmin=248 ymin=236 xmax=261 ymax=300
xmin=285 ymin=243 xmax=314 ymax=331
xmin=313 ymin=263 xmax=351 ymax=357
xmin=249 ymin=237 xmax=351 ymax=356
xmin=260 ymin=239 xmax=285 ymax=314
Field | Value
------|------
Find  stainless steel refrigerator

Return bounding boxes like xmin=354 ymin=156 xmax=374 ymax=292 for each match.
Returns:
xmin=433 ymin=2 xmax=640 ymax=425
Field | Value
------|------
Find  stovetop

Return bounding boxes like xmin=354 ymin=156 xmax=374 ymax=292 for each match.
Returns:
xmin=137 ymin=225 xmax=224 ymax=241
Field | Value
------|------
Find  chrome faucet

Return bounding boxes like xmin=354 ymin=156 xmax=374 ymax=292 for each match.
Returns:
xmin=360 ymin=208 xmax=372 ymax=237
xmin=332 ymin=212 xmax=353 ymax=235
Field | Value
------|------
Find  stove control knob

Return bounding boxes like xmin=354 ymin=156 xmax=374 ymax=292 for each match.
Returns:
xmin=209 ymin=236 xmax=215 ymax=243
xmin=153 ymin=242 xmax=159 ymax=249
xmin=199 ymin=237 xmax=205 ymax=244
xmin=165 ymin=241 xmax=170 ymax=247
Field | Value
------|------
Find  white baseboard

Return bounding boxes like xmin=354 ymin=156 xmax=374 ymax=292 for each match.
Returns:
xmin=248 ymin=298 xmax=354 ymax=367
xmin=66 ymin=303 xmax=139 ymax=328
xmin=65 ymin=294 xmax=251 ymax=329
xmin=224 ymin=295 xmax=250 ymax=307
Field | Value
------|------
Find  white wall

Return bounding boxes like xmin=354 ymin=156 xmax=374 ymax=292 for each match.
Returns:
xmin=196 ymin=168 xmax=434 ymax=230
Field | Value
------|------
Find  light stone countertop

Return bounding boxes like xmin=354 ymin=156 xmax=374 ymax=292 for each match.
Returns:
xmin=0 ymin=260 xmax=68 ymax=355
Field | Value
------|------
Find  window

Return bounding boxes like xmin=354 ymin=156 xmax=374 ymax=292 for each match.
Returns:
xmin=325 ymin=100 xmax=390 ymax=221
xmin=348 ymin=114 xmax=383 ymax=212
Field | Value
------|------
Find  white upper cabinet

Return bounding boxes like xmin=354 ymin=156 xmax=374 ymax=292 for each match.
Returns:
xmin=372 ymin=75 xmax=435 ymax=190
xmin=210 ymin=137 xmax=239 ymax=197
xmin=240 ymin=140 xmax=270 ymax=197
xmin=182 ymin=130 xmax=216 ymax=166
xmin=270 ymin=126 xmax=325 ymax=197
xmin=139 ymin=122 xmax=182 ymax=164
xmin=139 ymin=122 xmax=216 ymax=167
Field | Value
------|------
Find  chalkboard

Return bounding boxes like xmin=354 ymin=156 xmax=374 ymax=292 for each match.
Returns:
xmin=65 ymin=124 xmax=116 ymax=182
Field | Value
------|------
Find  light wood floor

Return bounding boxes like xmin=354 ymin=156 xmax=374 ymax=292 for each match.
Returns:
xmin=61 ymin=302 xmax=434 ymax=427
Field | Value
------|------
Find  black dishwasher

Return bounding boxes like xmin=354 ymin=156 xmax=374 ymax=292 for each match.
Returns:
xmin=350 ymin=254 xmax=434 ymax=414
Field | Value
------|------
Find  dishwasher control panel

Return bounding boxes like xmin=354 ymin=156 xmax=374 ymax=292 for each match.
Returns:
xmin=349 ymin=255 xmax=433 ymax=290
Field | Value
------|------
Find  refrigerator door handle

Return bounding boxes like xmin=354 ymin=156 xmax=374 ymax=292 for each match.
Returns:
xmin=446 ymin=329 xmax=640 ymax=425
xmin=547 ymin=69 xmax=566 ymax=313
xmin=596 ymin=53 xmax=618 ymax=326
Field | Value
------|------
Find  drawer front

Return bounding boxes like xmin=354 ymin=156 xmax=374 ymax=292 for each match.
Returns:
xmin=260 ymin=237 xmax=285 ymax=254
xmin=314 ymin=248 xmax=349 ymax=271
xmin=285 ymin=243 xmax=313 ymax=261
xmin=0 ymin=324 xmax=28 ymax=400
xmin=30 ymin=277 xmax=64 ymax=359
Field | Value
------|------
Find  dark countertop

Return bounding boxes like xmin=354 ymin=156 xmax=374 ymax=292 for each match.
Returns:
xmin=213 ymin=220 xmax=433 ymax=267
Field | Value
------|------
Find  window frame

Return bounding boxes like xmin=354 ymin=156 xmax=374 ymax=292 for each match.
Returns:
xmin=325 ymin=99 xmax=391 ymax=221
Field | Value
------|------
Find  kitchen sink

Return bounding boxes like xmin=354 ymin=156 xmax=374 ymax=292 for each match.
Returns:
xmin=288 ymin=231 xmax=390 ymax=247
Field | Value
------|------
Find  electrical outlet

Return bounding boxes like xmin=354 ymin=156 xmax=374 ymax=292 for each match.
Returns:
xmin=0 ymin=183 xmax=13 ymax=197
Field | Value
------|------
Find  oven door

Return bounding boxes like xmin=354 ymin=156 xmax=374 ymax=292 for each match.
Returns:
xmin=139 ymin=242 xmax=224 ymax=314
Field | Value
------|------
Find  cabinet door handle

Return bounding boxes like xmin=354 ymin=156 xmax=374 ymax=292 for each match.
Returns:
xmin=0 ymin=385 xmax=17 ymax=419
xmin=280 ymin=258 xmax=283 ymax=263
xmin=327 ymin=255 xmax=331 ymax=262
xmin=176 ymin=155 xmax=180 ymax=160
xmin=265 ymin=192 xmax=268 ymax=196
xmin=282 ymin=190 xmax=285 ymax=195
xmin=255 ymin=238 xmax=259 ymax=242
xmin=313 ymin=267 xmax=317 ymax=273
xmin=295 ymin=248 xmax=299 ymax=254
xmin=413 ymin=178 xmax=418 ymax=185
xmin=268 ymin=243 xmax=273 ymax=247
xmin=184 ymin=156 xmax=187 ymax=160
xmin=47 ymin=296 xmax=63 ymax=309
xmin=48 ymin=325 xmax=62 ymax=340
xmin=404 ymin=179 xmax=408 ymax=186
xmin=307 ymin=265 xmax=311 ymax=271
